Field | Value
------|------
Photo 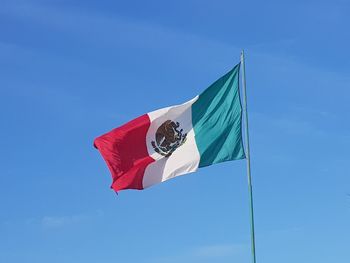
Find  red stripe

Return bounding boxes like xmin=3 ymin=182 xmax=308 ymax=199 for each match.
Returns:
xmin=94 ymin=114 xmax=155 ymax=191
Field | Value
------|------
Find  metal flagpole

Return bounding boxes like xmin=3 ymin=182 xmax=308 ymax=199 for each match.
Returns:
xmin=240 ymin=50 xmax=257 ymax=263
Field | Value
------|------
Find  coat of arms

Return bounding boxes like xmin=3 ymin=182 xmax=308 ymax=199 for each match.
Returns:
xmin=151 ymin=120 xmax=187 ymax=157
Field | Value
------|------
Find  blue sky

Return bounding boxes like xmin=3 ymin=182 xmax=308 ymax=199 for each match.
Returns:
xmin=1 ymin=0 xmax=349 ymax=262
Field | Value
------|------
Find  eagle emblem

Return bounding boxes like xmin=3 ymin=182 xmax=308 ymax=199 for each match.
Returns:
xmin=151 ymin=120 xmax=187 ymax=157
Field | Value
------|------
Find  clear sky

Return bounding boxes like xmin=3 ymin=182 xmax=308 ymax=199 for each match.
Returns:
xmin=1 ymin=0 xmax=349 ymax=262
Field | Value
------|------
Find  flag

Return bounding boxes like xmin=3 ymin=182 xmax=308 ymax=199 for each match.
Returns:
xmin=94 ymin=63 xmax=245 ymax=191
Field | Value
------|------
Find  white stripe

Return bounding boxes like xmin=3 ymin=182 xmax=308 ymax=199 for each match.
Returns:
xmin=143 ymin=96 xmax=200 ymax=188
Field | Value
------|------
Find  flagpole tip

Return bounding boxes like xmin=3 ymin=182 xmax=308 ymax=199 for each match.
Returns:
xmin=241 ymin=50 xmax=245 ymax=62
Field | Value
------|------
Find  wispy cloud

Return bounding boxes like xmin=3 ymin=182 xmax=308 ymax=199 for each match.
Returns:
xmin=192 ymin=243 xmax=247 ymax=258
xmin=40 ymin=210 xmax=104 ymax=229
xmin=0 ymin=210 xmax=105 ymax=230
xmin=41 ymin=214 xmax=86 ymax=228
xmin=150 ymin=243 xmax=249 ymax=263
xmin=0 ymin=1 xmax=240 ymax=71
xmin=251 ymin=112 xmax=326 ymax=137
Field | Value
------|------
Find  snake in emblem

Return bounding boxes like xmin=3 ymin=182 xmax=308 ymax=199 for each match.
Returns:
xmin=151 ymin=120 xmax=187 ymax=157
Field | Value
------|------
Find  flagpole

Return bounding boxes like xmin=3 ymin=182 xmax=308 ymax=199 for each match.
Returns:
xmin=240 ymin=50 xmax=257 ymax=263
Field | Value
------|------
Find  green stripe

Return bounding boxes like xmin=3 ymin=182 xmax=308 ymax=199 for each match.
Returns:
xmin=192 ymin=63 xmax=245 ymax=167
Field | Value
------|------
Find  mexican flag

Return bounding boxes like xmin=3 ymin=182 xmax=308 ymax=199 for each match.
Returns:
xmin=94 ymin=63 xmax=245 ymax=191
